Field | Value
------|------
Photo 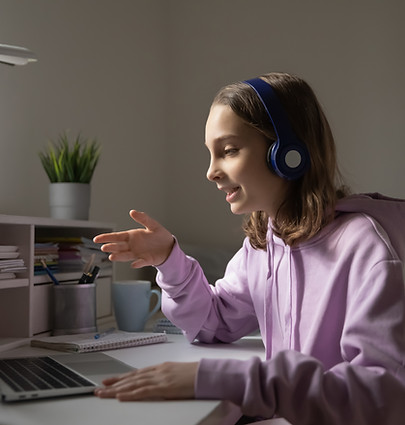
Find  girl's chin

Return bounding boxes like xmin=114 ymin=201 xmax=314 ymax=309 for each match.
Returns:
xmin=229 ymin=203 xmax=249 ymax=216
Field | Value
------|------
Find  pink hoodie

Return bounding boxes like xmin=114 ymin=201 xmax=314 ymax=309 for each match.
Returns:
xmin=156 ymin=193 xmax=405 ymax=424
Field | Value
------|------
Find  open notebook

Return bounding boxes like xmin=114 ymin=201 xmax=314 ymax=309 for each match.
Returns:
xmin=30 ymin=331 xmax=168 ymax=353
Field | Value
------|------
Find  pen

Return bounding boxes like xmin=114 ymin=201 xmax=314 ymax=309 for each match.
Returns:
xmin=94 ymin=327 xmax=115 ymax=339
xmin=40 ymin=259 xmax=60 ymax=285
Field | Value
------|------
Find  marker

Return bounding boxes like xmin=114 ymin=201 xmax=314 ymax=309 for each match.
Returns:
xmin=86 ymin=266 xmax=100 ymax=283
xmin=78 ymin=272 xmax=91 ymax=284
xmin=78 ymin=254 xmax=96 ymax=284
xmin=78 ymin=265 xmax=99 ymax=284
xmin=40 ymin=259 xmax=59 ymax=285
xmin=94 ymin=327 xmax=115 ymax=339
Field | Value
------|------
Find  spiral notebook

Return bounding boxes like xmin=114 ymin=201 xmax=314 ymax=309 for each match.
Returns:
xmin=31 ymin=331 xmax=168 ymax=353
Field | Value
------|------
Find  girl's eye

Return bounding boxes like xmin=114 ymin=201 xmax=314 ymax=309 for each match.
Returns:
xmin=224 ymin=148 xmax=238 ymax=156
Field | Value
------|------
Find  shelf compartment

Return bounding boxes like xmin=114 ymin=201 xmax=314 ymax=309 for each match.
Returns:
xmin=0 ymin=278 xmax=29 ymax=290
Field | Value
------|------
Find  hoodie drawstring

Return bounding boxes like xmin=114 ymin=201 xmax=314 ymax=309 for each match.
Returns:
xmin=265 ymin=229 xmax=274 ymax=359
xmin=266 ymin=232 xmax=299 ymax=357
xmin=285 ymin=245 xmax=295 ymax=349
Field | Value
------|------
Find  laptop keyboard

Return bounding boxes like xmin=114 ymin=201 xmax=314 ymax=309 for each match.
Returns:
xmin=0 ymin=357 xmax=95 ymax=393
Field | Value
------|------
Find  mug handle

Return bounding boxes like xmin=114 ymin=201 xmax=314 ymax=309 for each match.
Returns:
xmin=146 ymin=289 xmax=161 ymax=322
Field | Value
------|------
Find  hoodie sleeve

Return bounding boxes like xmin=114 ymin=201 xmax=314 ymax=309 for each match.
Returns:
xmin=196 ymin=258 xmax=405 ymax=425
xmin=196 ymin=351 xmax=405 ymax=425
xmin=155 ymin=238 xmax=259 ymax=343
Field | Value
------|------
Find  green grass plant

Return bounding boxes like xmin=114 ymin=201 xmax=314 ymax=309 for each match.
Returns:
xmin=39 ymin=132 xmax=101 ymax=183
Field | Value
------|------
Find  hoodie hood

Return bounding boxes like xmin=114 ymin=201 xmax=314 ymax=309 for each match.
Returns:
xmin=336 ymin=193 xmax=405 ymax=264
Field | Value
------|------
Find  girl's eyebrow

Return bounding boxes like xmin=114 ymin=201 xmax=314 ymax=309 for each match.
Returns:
xmin=205 ymin=134 xmax=239 ymax=147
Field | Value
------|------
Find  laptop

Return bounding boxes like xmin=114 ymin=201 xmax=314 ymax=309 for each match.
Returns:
xmin=0 ymin=352 xmax=134 ymax=402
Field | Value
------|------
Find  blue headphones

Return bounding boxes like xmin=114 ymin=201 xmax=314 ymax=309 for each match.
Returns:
xmin=244 ymin=78 xmax=310 ymax=180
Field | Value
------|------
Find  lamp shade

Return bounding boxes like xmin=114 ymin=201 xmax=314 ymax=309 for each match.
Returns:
xmin=0 ymin=43 xmax=37 ymax=66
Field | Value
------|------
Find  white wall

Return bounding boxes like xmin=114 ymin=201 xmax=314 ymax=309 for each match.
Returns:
xmin=0 ymin=0 xmax=171 ymax=278
xmin=164 ymin=0 xmax=405 ymax=249
xmin=1 ymin=0 xmax=404 ymax=279
xmin=0 ymin=0 xmax=171 ymax=218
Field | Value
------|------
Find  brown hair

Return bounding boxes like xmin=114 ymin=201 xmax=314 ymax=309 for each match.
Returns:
xmin=211 ymin=72 xmax=348 ymax=249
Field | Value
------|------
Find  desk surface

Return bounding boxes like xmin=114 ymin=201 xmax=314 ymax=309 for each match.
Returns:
xmin=0 ymin=334 xmax=266 ymax=425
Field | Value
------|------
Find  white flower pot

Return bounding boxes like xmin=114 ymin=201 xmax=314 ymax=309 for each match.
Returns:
xmin=49 ymin=183 xmax=90 ymax=220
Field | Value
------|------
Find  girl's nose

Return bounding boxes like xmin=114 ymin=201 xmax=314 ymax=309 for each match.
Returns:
xmin=206 ymin=160 xmax=221 ymax=182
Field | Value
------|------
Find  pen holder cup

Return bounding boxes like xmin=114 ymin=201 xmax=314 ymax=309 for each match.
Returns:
xmin=53 ymin=283 xmax=97 ymax=336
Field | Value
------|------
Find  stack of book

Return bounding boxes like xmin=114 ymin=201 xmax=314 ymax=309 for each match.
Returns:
xmin=34 ymin=237 xmax=109 ymax=275
xmin=77 ymin=237 xmax=110 ymax=271
xmin=34 ymin=242 xmax=59 ymax=276
xmin=57 ymin=238 xmax=83 ymax=273
xmin=0 ymin=245 xmax=27 ymax=280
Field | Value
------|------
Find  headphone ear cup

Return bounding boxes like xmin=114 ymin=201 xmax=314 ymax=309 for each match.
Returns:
xmin=245 ymin=78 xmax=310 ymax=180
xmin=267 ymin=141 xmax=309 ymax=180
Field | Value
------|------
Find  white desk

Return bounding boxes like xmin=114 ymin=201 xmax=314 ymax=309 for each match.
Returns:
xmin=0 ymin=334 xmax=267 ymax=425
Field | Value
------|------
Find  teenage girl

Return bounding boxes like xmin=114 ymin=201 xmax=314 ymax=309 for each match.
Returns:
xmin=94 ymin=72 xmax=405 ymax=424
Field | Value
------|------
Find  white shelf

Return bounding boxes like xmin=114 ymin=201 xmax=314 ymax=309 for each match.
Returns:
xmin=0 ymin=337 xmax=30 ymax=353
xmin=0 ymin=278 xmax=29 ymax=289
xmin=0 ymin=214 xmax=115 ymax=339
xmin=33 ymin=270 xmax=112 ymax=285
xmin=0 ymin=214 xmax=114 ymax=229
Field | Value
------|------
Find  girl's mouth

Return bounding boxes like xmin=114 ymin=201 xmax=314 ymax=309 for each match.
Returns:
xmin=225 ymin=187 xmax=240 ymax=203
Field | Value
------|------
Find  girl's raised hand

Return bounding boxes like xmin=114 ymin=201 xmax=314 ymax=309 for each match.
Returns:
xmin=93 ymin=210 xmax=175 ymax=268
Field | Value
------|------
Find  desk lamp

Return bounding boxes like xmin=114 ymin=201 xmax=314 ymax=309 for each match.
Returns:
xmin=0 ymin=43 xmax=37 ymax=66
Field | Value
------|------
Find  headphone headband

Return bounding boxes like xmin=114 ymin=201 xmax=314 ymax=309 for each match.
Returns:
xmin=244 ymin=77 xmax=310 ymax=180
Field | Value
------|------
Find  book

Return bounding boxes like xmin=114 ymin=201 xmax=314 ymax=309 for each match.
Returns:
xmin=0 ymin=247 xmax=27 ymax=279
xmin=153 ymin=317 xmax=183 ymax=334
xmin=0 ymin=272 xmax=16 ymax=280
xmin=31 ymin=331 xmax=168 ymax=353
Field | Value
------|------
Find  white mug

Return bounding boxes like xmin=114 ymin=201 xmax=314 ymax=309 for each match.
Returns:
xmin=112 ymin=280 xmax=161 ymax=332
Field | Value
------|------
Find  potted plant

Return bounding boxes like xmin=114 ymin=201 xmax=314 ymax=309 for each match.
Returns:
xmin=39 ymin=132 xmax=101 ymax=220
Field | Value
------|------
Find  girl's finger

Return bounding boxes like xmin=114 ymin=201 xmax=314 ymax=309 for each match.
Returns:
xmin=129 ymin=210 xmax=160 ymax=231
xmin=93 ymin=231 xmax=129 ymax=244
xmin=99 ymin=241 xmax=128 ymax=253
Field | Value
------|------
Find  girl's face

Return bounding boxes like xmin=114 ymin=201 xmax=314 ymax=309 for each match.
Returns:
xmin=205 ymin=104 xmax=289 ymax=218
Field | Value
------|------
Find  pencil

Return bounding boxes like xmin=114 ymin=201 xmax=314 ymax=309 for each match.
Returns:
xmin=40 ymin=258 xmax=60 ymax=285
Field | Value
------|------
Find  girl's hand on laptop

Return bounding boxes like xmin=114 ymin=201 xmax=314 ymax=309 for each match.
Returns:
xmin=94 ymin=361 xmax=198 ymax=401
xmin=94 ymin=210 xmax=175 ymax=268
